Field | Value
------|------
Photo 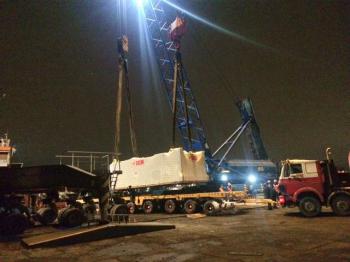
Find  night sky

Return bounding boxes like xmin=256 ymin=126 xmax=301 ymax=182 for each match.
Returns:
xmin=1 ymin=0 xmax=349 ymax=168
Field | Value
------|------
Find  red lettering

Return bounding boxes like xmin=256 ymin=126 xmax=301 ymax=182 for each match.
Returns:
xmin=134 ymin=159 xmax=145 ymax=166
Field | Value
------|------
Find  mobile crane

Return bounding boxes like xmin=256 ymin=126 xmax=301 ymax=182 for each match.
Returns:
xmin=110 ymin=0 xmax=276 ymax=214
xmin=112 ymin=0 xmax=275 ymax=182
xmin=140 ymin=0 xmax=275 ymax=182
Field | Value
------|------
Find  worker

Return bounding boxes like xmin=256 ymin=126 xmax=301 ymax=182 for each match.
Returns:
xmin=263 ymin=180 xmax=271 ymax=199
xmin=128 ymin=185 xmax=136 ymax=203
xmin=219 ymin=185 xmax=225 ymax=192
xmin=272 ymin=179 xmax=279 ymax=201
xmin=227 ymin=182 xmax=233 ymax=192
xmin=243 ymin=184 xmax=248 ymax=193
xmin=249 ymin=184 xmax=256 ymax=198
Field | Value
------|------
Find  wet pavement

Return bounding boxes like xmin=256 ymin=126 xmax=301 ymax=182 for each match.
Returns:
xmin=0 ymin=207 xmax=349 ymax=261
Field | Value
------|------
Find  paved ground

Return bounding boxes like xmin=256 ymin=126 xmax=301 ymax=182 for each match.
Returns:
xmin=0 ymin=207 xmax=349 ymax=262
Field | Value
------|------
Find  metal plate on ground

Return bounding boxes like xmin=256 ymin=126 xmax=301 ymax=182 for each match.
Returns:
xmin=22 ymin=222 xmax=175 ymax=248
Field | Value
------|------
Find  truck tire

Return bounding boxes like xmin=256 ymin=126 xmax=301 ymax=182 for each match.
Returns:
xmin=36 ymin=207 xmax=58 ymax=225
xmin=127 ymin=202 xmax=136 ymax=214
xmin=203 ymin=200 xmax=220 ymax=216
xmin=58 ymin=207 xmax=85 ymax=227
xmin=299 ymin=197 xmax=321 ymax=217
xmin=142 ymin=200 xmax=154 ymax=214
xmin=0 ymin=213 xmax=28 ymax=236
xmin=164 ymin=199 xmax=176 ymax=214
xmin=331 ymin=195 xmax=350 ymax=216
xmin=184 ymin=199 xmax=197 ymax=214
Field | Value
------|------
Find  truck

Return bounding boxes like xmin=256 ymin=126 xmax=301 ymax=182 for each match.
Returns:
xmin=108 ymin=148 xmax=279 ymax=215
xmin=277 ymin=148 xmax=350 ymax=217
xmin=110 ymin=148 xmax=249 ymax=215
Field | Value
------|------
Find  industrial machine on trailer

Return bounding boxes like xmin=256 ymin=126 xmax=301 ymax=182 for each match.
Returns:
xmin=277 ymin=148 xmax=350 ymax=217
xmin=109 ymin=0 xmax=276 ymax=214
xmin=0 ymin=134 xmax=128 ymax=235
xmin=110 ymin=148 xmax=248 ymax=214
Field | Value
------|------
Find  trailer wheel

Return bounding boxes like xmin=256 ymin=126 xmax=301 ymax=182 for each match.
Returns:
xmin=57 ymin=207 xmax=69 ymax=224
xmin=299 ymin=197 xmax=321 ymax=217
xmin=203 ymin=200 xmax=220 ymax=216
xmin=164 ymin=199 xmax=176 ymax=214
xmin=331 ymin=195 xmax=350 ymax=216
xmin=36 ymin=207 xmax=58 ymax=225
xmin=142 ymin=200 xmax=154 ymax=214
xmin=0 ymin=213 xmax=28 ymax=236
xmin=109 ymin=204 xmax=129 ymax=222
xmin=184 ymin=199 xmax=197 ymax=214
xmin=58 ymin=207 xmax=84 ymax=227
xmin=127 ymin=202 xmax=136 ymax=214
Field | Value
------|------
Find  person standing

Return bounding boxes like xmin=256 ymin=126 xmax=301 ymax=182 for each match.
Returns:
xmin=263 ymin=180 xmax=271 ymax=199
xmin=272 ymin=179 xmax=279 ymax=201
xmin=227 ymin=182 xmax=233 ymax=192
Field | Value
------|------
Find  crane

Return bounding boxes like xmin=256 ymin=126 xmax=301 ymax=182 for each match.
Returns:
xmin=137 ymin=0 xmax=275 ymax=183
xmin=141 ymin=1 xmax=210 ymax=156
xmin=113 ymin=0 xmax=276 ymax=184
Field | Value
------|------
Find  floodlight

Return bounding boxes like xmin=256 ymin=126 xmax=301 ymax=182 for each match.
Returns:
xmin=248 ymin=174 xmax=257 ymax=183
xmin=135 ymin=0 xmax=145 ymax=9
xmin=221 ymin=174 xmax=228 ymax=182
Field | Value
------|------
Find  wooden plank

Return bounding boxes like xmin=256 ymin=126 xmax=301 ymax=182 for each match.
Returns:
xmin=186 ymin=213 xmax=206 ymax=219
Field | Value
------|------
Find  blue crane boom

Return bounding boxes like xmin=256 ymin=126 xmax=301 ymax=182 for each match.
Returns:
xmin=142 ymin=1 xmax=210 ymax=156
xmin=139 ymin=0 xmax=275 ymax=181
xmin=236 ymin=98 xmax=268 ymax=160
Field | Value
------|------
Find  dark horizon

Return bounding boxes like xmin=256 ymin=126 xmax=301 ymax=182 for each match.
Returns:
xmin=1 ymin=0 xmax=349 ymax=168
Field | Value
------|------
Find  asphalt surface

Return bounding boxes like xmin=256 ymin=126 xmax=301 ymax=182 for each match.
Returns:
xmin=0 ymin=207 xmax=349 ymax=262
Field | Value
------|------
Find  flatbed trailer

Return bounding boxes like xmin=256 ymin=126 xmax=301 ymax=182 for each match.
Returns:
xmin=121 ymin=191 xmax=248 ymax=215
xmin=0 ymin=164 xmax=129 ymax=235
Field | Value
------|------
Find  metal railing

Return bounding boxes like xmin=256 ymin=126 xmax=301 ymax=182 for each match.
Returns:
xmin=56 ymin=151 xmax=115 ymax=173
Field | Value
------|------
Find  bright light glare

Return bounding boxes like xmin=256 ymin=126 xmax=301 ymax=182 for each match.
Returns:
xmin=221 ymin=174 xmax=228 ymax=182
xmin=162 ymin=0 xmax=275 ymax=52
xmin=248 ymin=174 xmax=257 ymax=183
xmin=135 ymin=0 xmax=145 ymax=8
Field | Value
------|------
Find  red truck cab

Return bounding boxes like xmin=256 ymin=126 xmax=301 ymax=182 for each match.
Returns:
xmin=277 ymin=154 xmax=350 ymax=217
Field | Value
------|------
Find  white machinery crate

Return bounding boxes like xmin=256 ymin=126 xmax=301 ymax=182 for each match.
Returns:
xmin=110 ymin=148 xmax=209 ymax=190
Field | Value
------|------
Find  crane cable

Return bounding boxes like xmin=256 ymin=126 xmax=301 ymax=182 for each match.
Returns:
xmin=185 ymin=21 xmax=236 ymax=136
xmin=189 ymin=16 xmax=262 ymax=159
xmin=190 ymin=20 xmax=237 ymax=100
